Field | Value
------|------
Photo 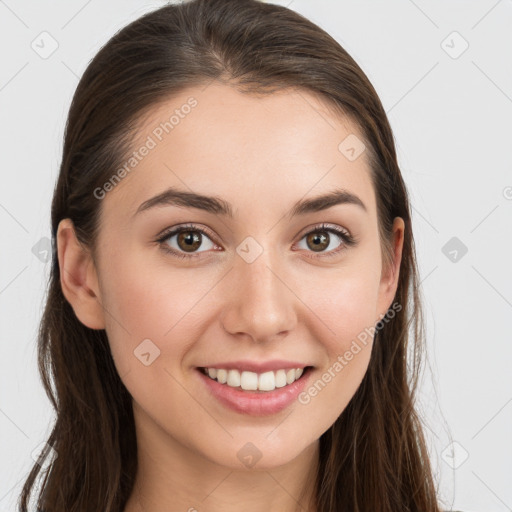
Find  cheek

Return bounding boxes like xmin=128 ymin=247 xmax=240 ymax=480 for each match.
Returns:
xmin=98 ymin=250 xmax=221 ymax=389
xmin=294 ymin=262 xmax=379 ymax=419
xmin=98 ymin=255 xmax=212 ymax=426
xmin=304 ymin=260 xmax=381 ymax=351
xmin=100 ymin=241 xmax=213 ymax=330
xmin=328 ymin=278 xmax=379 ymax=345
xmin=299 ymin=341 xmax=372 ymax=436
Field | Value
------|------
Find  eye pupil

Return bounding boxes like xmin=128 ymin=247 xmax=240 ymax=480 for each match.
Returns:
xmin=178 ymin=231 xmax=202 ymax=252
xmin=307 ymin=231 xmax=329 ymax=252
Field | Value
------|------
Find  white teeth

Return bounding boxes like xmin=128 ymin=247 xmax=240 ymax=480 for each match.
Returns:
xmin=227 ymin=369 xmax=240 ymax=387
xmin=216 ymin=369 xmax=227 ymax=384
xmin=258 ymin=371 xmax=275 ymax=391
xmin=202 ymin=367 xmax=307 ymax=392
xmin=241 ymin=371 xmax=259 ymax=390
xmin=274 ymin=369 xmax=287 ymax=388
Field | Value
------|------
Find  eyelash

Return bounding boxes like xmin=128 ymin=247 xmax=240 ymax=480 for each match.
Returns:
xmin=155 ymin=223 xmax=357 ymax=261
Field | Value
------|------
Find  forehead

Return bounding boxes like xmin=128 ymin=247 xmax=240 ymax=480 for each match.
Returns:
xmin=101 ymin=82 xmax=376 ymax=223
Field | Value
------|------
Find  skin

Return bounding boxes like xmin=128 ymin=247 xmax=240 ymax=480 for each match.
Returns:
xmin=57 ymin=82 xmax=404 ymax=512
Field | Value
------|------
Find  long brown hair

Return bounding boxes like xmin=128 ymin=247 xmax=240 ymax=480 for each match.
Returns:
xmin=19 ymin=0 xmax=443 ymax=510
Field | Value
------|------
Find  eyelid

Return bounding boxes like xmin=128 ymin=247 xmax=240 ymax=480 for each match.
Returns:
xmin=296 ymin=222 xmax=351 ymax=240
xmin=155 ymin=223 xmax=218 ymax=245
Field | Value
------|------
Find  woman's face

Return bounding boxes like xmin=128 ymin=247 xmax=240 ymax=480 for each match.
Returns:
xmin=60 ymin=82 xmax=403 ymax=470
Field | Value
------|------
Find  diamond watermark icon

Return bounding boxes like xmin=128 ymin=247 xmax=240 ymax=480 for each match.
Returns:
xmin=31 ymin=31 xmax=59 ymax=59
xmin=441 ymin=440 xmax=469 ymax=469
xmin=442 ymin=236 xmax=468 ymax=263
xmin=236 ymin=236 xmax=264 ymax=264
xmin=338 ymin=133 xmax=366 ymax=161
xmin=237 ymin=442 xmax=263 ymax=468
xmin=31 ymin=236 xmax=52 ymax=263
xmin=441 ymin=31 xmax=469 ymax=59
xmin=134 ymin=338 xmax=161 ymax=366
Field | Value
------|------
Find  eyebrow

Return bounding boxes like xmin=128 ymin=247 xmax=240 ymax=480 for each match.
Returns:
xmin=133 ymin=186 xmax=367 ymax=219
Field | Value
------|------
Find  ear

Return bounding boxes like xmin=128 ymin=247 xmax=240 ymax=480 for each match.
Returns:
xmin=376 ymin=216 xmax=405 ymax=320
xmin=56 ymin=218 xmax=106 ymax=330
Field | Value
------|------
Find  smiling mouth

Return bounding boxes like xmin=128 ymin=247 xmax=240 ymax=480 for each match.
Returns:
xmin=197 ymin=366 xmax=313 ymax=393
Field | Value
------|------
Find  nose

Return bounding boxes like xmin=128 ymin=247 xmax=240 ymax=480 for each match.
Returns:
xmin=220 ymin=249 xmax=297 ymax=343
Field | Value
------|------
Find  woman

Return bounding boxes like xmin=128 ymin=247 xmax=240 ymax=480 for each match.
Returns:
xmin=19 ymin=0 xmax=452 ymax=510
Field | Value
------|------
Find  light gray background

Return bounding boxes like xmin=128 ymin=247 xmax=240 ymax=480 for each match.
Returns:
xmin=1 ymin=1 xmax=511 ymax=511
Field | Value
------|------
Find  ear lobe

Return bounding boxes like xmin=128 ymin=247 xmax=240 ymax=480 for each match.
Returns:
xmin=56 ymin=218 xmax=106 ymax=330
xmin=377 ymin=217 xmax=405 ymax=318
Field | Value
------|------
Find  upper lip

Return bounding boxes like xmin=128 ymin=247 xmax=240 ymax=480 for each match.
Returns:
xmin=197 ymin=360 xmax=313 ymax=374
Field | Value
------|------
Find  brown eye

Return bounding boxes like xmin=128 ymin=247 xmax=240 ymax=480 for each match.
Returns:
xmin=177 ymin=230 xmax=203 ymax=252
xmin=157 ymin=225 xmax=217 ymax=258
xmin=295 ymin=223 xmax=356 ymax=259
xmin=305 ymin=231 xmax=330 ymax=252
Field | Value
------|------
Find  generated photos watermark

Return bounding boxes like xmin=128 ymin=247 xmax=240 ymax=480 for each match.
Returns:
xmin=93 ymin=96 xmax=198 ymax=200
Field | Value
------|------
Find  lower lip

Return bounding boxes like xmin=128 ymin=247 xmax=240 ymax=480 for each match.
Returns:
xmin=196 ymin=367 xmax=313 ymax=416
